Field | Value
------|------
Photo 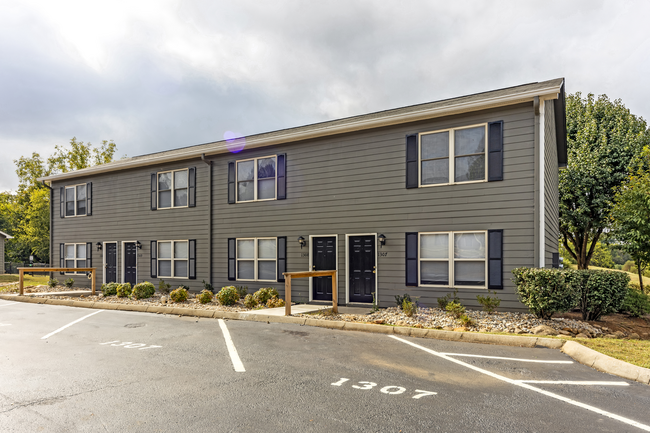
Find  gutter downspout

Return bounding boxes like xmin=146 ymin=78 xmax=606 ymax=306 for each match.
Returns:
xmin=41 ymin=181 xmax=53 ymax=279
xmin=533 ymin=97 xmax=540 ymax=268
xmin=201 ymin=154 xmax=212 ymax=289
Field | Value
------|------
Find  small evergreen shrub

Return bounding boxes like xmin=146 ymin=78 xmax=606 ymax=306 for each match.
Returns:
xmin=395 ymin=293 xmax=412 ymax=308
xmin=565 ymin=269 xmax=630 ymax=321
xmin=267 ymin=297 xmax=285 ymax=308
xmin=116 ymin=283 xmax=132 ymax=298
xmin=458 ymin=314 xmax=474 ymax=327
xmin=402 ymin=298 xmax=417 ymax=317
xmin=253 ymin=287 xmax=279 ymax=305
xmin=197 ymin=289 xmax=214 ymax=304
xmin=445 ymin=301 xmax=465 ymax=319
xmin=243 ymin=294 xmax=258 ymax=309
xmin=158 ymin=279 xmax=171 ymax=295
xmin=179 ymin=285 xmax=190 ymax=291
xmin=202 ymin=280 xmax=214 ymax=293
xmin=132 ymin=281 xmax=155 ymax=299
xmin=101 ymin=282 xmax=119 ymax=296
xmin=47 ymin=278 xmax=58 ymax=288
xmin=620 ymin=284 xmax=650 ymax=317
xmin=512 ymin=268 xmax=577 ymax=319
xmin=170 ymin=287 xmax=189 ymax=303
xmin=216 ymin=286 xmax=240 ymax=306
xmin=64 ymin=278 xmax=74 ymax=288
xmin=476 ymin=291 xmax=501 ymax=313
xmin=437 ymin=294 xmax=451 ymax=310
xmin=235 ymin=286 xmax=248 ymax=298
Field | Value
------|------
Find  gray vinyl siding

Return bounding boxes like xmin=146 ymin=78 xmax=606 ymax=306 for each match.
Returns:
xmin=51 ymin=162 xmax=210 ymax=291
xmin=544 ymin=101 xmax=560 ymax=267
xmin=212 ymin=103 xmax=536 ymax=311
xmin=0 ymin=237 xmax=5 ymax=274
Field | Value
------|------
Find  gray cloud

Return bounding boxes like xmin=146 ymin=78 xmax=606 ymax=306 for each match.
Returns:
xmin=1 ymin=0 xmax=649 ymax=191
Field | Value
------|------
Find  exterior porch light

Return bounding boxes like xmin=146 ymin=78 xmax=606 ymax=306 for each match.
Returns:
xmin=378 ymin=234 xmax=387 ymax=248
xmin=297 ymin=236 xmax=306 ymax=249
xmin=96 ymin=242 xmax=102 ymax=251
xmin=136 ymin=240 xmax=142 ymax=249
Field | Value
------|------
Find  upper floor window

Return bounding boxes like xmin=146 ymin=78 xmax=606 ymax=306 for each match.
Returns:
xmin=158 ymin=169 xmax=188 ymax=208
xmin=420 ymin=125 xmax=486 ymax=186
xmin=237 ymin=156 xmax=277 ymax=202
xmin=65 ymin=184 xmax=87 ymax=217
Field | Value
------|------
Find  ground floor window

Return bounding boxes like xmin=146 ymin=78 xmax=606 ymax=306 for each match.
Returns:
xmin=236 ymin=238 xmax=277 ymax=281
xmin=419 ymin=231 xmax=486 ymax=288
xmin=64 ymin=243 xmax=87 ymax=274
xmin=158 ymin=240 xmax=188 ymax=278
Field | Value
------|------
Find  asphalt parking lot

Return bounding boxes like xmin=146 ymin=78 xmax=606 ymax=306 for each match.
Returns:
xmin=1 ymin=299 xmax=650 ymax=432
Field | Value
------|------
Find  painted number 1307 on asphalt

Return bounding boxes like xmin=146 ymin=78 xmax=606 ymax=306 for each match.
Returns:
xmin=331 ymin=378 xmax=437 ymax=399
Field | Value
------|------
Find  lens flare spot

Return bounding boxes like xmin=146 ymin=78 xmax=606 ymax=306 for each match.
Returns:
xmin=224 ymin=131 xmax=246 ymax=153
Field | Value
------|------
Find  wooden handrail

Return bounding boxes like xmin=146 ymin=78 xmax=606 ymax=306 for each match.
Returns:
xmin=17 ymin=267 xmax=97 ymax=296
xmin=282 ymin=270 xmax=337 ymax=316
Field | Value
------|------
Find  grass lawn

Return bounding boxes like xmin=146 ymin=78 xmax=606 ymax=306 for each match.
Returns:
xmin=0 ymin=274 xmax=51 ymax=292
xmin=566 ymin=263 xmax=650 ymax=286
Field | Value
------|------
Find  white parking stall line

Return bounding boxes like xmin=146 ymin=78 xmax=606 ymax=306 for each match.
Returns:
xmin=439 ymin=353 xmax=573 ymax=364
xmin=41 ymin=310 xmax=104 ymax=340
xmin=0 ymin=302 xmax=18 ymax=307
xmin=390 ymin=336 xmax=650 ymax=432
xmin=218 ymin=319 xmax=245 ymax=373
xmin=517 ymin=380 xmax=629 ymax=386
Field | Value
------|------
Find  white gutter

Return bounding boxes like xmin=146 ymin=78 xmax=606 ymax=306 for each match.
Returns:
xmin=0 ymin=231 xmax=13 ymax=239
xmin=39 ymin=83 xmax=563 ymax=182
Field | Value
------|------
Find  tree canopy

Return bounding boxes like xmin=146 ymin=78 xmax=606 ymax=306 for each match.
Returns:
xmin=560 ymin=92 xmax=650 ymax=269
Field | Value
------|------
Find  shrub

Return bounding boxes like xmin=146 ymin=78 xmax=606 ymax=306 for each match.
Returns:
xmin=243 ymin=294 xmax=258 ymax=309
xmin=170 ymin=287 xmax=189 ymax=303
xmin=476 ymin=291 xmax=501 ymax=313
xmin=158 ymin=279 xmax=171 ymax=295
xmin=458 ymin=314 xmax=474 ymax=327
xmin=619 ymin=284 xmax=650 ymax=317
xmin=235 ymin=286 xmax=248 ymax=297
xmin=202 ymin=280 xmax=214 ymax=293
xmin=197 ymin=289 xmax=214 ymax=304
xmin=445 ymin=301 xmax=465 ymax=319
xmin=179 ymin=285 xmax=190 ymax=291
xmin=565 ymin=269 xmax=629 ymax=321
xmin=132 ymin=282 xmax=156 ymax=299
xmin=116 ymin=283 xmax=132 ymax=298
xmin=395 ymin=293 xmax=412 ymax=308
xmin=47 ymin=278 xmax=58 ymax=288
xmin=267 ymin=297 xmax=285 ymax=308
xmin=402 ymin=298 xmax=417 ymax=317
xmin=512 ymin=268 xmax=577 ymax=319
xmin=101 ymin=282 xmax=119 ymax=296
xmin=216 ymin=286 xmax=240 ymax=306
xmin=437 ymin=294 xmax=451 ymax=310
xmin=253 ymin=287 xmax=279 ymax=305
xmin=622 ymin=260 xmax=635 ymax=272
xmin=64 ymin=278 xmax=74 ymax=288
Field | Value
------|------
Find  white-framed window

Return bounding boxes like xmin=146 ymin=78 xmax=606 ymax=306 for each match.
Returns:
xmin=236 ymin=156 xmax=277 ymax=202
xmin=65 ymin=184 xmax=87 ymax=217
xmin=236 ymin=238 xmax=277 ymax=281
xmin=419 ymin=231 xmax=487 ymax=288
xmin=158 ymin=240 xmax=188 ymax=278
xmin=419 ymin=124 xmax=487 ymax=186
xmin=64 ymin=243 xmax=87 ymax=274
xmin=158 ymin=169 xmax=188 ymax=209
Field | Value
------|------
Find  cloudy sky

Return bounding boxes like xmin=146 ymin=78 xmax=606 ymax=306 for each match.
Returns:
xmin=1 ymin=0 xmax=649 ymax=191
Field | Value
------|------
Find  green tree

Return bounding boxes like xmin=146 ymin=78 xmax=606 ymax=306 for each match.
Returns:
xmin=589 ymin=241 xmax=615 ymax=269
xmin=47 ymin=137 xmax=117 ymax=173
xmin=560 ymin=93 xmax=650 ymax=269
xmin=611 ymin=146 xmax=650 ymax=292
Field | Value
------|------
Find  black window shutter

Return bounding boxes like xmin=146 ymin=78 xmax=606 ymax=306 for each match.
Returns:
xmin=277 ymin=154 xmax=286 ymax=200
xmin=189 ymin=239 xmax=196 ymax=279
xmin=60 ymin=187 xmax=65 ymax=218
xmin=488 ymin=230 xmax=503 ymax=289
xmin=228 ymin=238 xmax=236 ymax=280
xmin=552 ymin=252 xmax=560 ymax=269
xmin=228 ymin=162 xmax=235 ymax=204
xmin=188 ymin=167 xmax=196 ymax=208
xmin=60 ymin=243 xmax=65 ymax=275
xmin=406 ymin=134 xmax=419 ymax=189
xmin=151 ymin=174 xmax=157 ymax=211
xmin=150 ymin=241 xmax=157 ymax=278
xmin=488 ymin=121 xmax=504 ymax=182
xmin=405 ymin=232 xmax=418 ymax=286
xmin=86 ymin=182 xmax=92 ymax=216
xmin=277 ymin=236 xmax=286 ymax=282
xmin=86 ymin=242 xmax=92 ymax=272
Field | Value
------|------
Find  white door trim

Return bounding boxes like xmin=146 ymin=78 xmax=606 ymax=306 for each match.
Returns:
xmin=345 ymin=233 xmax=378 ymax=304
xmin=308 ymin=234 xmax=339 ymax=302
xmin=102 ymin=241 xmax=118 ymax=284
xmin=120 ymin=240 xmax=138 ymax=284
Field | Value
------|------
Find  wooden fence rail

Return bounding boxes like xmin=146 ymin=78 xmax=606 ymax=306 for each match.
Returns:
xmin=282 ymin=270 xmax=337 ymax=316
xmin=17 ymin=267 xmax=97 ymax=296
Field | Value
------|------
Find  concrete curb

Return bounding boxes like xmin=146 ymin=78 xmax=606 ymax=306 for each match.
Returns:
xmin=3 ymin=294 xmax=649 ymax=385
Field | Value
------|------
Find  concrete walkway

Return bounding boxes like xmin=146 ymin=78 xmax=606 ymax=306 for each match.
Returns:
xmin=2 ymin=290 xmax=92 ymax=297
xmin=239 ymin=304 xmax=330 ymax=316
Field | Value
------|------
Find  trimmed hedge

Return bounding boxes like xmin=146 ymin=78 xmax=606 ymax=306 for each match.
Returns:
xmin=565 ymin=269 xmax=629 ymax=321
xmin=132 ymin=281 xmax=156 ymax=299
xmin=170 ymin=287 xmax=188 ymax=303
xmin=101 ymin=282 xmax=119 ymax=296
xmin=116 ymin=283 xmax=132 ymax=298
xmin=216 ymin=286 xmax=240 ymax=306
xmin=620 ymin=285 xmax=650 ymax=317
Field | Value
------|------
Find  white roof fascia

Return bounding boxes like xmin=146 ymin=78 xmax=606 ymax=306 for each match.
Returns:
xmin=39 ymin=82 xmax=563 ymax=183
xmin=0 ymin=231 xmax=13 ymax=239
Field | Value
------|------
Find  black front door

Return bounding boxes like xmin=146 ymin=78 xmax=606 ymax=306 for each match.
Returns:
xmin=312 ymin=236 xmax=336 ymax=301
xmin=348 ymin=235 xmax=375 ymax=303
xmin=105 ymin=243 xmax=117 ymax=283
xmin=124 ymin=242 xmax=137 ymax=285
